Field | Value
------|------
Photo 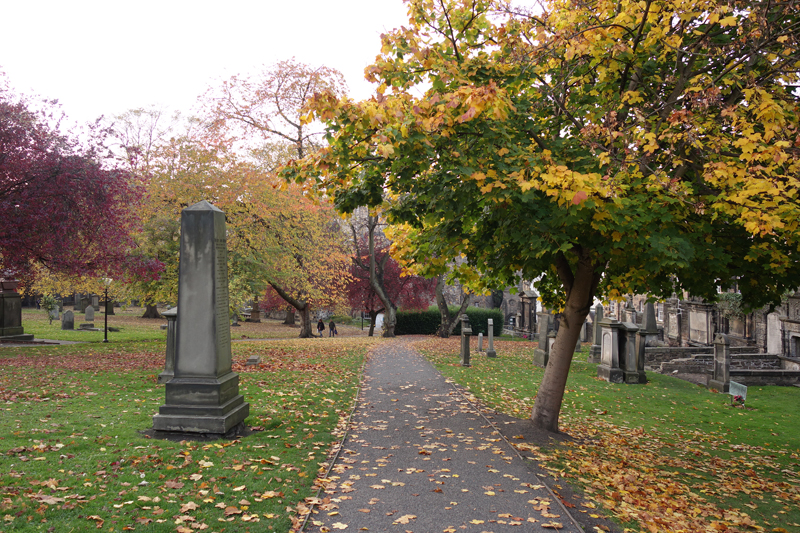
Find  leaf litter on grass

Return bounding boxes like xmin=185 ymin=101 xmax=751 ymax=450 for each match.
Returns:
xmin=0 ymin=337 xmax=381 ymax=532
xmin=416 ymin=336 xmax=800 ymax=533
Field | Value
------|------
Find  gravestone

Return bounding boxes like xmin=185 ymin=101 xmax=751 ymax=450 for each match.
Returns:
xmin=622 ymin=322 xmax=646 ymax=384
xmin=477 ymin=332 xmax=483 ymax=352
xmin=708 ymin=333 xmax=731 ymax=393
xmin=533 ymin=312 xmax=551 ymax=367
xmin=85 ymin=305 xmax=95 ymax=323
xmin=641 ymin=302 xmax=659 ymax=346
xmin=91 ymin=294 xmax=100 ymax=309
xmin=49 ymin=308 xmax=60 ymax=321
xmin=729 ymin=381 xmax=747 ymax=402
xmin=460 ymin=315 xmax=472 ymax=367
xmin=597 ymin=318 xmax=624 ymax=383
xmin=486 ymin=318 xmax=496 ymax=358
xmin=588 ymin=304 xmax=603 ymax=363
xmin=62 ymin=310 xmax=75 ymax=330
xmin=152 ymin=201 xmax=249 ymax=434
xmin=158 ymin=307 xmax=178 ymax=384
xmin=0 ymin=280 xmax=32 ymax=340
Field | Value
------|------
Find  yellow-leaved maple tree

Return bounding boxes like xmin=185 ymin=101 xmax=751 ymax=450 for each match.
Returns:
xmin=282 ymin=0 xmax=800 ymax=431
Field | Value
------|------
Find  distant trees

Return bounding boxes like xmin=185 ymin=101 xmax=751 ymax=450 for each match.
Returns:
xmin=0 ymin=78 xmax=149 ymax=287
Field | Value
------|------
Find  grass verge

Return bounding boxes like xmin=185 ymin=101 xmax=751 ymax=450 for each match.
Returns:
xmin=416 ymin=337 xmax=800 ymax=533
xmin=0 ymin=336 xmax=380 ymax=532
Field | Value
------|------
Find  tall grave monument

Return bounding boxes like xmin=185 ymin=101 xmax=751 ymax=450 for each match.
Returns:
xmin=153 ymin=201 xmax=249 ymax=435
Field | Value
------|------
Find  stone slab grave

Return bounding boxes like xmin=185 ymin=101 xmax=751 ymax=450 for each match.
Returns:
xmin=85 ymin=305 xmax=95 ymax=323
xmin=152 ymin=200 xmax=249 ymax=435
xmin=729 ymin=380 xmax=747 ymax=404
xmin=0 ymin=280 xmax=34 ymax=340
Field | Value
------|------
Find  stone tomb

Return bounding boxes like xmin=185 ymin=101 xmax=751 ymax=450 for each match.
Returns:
xmin=596 ymin=318 xmax=646 ymax=384
xmin=152 ymin=201 xmax=249 ymax=435
xmin=1 ymin=280 xmax=33 ymax=340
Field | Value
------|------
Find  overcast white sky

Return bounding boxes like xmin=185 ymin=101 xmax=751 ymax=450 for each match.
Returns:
xmin=0 ymin=0 xmax=410 ymax=127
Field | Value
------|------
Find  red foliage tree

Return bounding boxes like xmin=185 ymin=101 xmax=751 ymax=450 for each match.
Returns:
xmin=0 ymin=84 xmax=146 ymax=286
xmin=348 ymin=236 xmax=436 ymax=336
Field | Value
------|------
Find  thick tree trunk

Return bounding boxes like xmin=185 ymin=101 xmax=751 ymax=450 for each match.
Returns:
xmin=298 ymin=305 xmax=313 ymax=338
xmin=367 ymin=309 xmax=381 ymax=337
xmin=283 ymin=306 xmax=296 ymax=325
xmin=530 ymin=250 xmax=602 ymax=432
xmin=435 ymin=275 xmax=470 ymax=338
xmin=141 ymin=303 xmax=162 ymax=319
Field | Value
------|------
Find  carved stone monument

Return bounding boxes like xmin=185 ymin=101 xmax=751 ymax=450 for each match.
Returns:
xmin=0 ymin=280 xmax=33 ymax=340
xmin=460 ymin=315 xmax=472 ymax=367
xmin=588 ymin=304 xmax=603 ymax=363
xmin=486 ymin=318 xmax=496 ymax=358
xmin=597 ymin=318 xmax=624 ymax=383
xmin=61 ymin=310 xmax=75 ymax=331
xmin=158 ymin=307 xmax=178 ymax=384
xmin=153 ymin=201 xmax=249 ymax=434
xmin=708 ymin=333 xmax=731 ymax=393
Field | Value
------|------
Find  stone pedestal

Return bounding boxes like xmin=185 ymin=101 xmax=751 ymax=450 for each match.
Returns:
xmin=486 ymin=318 xmax=496 ymax=358
xmin=588 ymin=304 xmax=603 ymax=363
xmin=708 ymin=333 xmax=731 ymax=393
xmin=622 ymin=322 xmax=644 ymax=384
xmin=153 ymin=201 xmax=249 ymax=435
xmin=460 ymin=316 xmax=472 ymax=367
xmin=158 ymin=307 xmax=178 ymax=384
xmin=641 ymin=302 xmax=659 ymax=346
xmin=597 ymin=318 xmax=624 ymax=383
xmin=0 ymin=282 xmax=33 ymax=341
xmin=533 ymin=312 xmax=551 ymax=367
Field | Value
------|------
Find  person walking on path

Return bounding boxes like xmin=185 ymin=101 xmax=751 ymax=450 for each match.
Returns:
xmin=329 ymin=320 xmax=337 ymax=337
xmin=302 ymin=338 xmax=582 ymax=532
xmin=317 ymin=319 xmax=325 ymax=337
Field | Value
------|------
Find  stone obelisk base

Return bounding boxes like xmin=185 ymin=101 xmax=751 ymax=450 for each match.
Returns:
xmin=153 ymin=373 xmax=249 ymax=434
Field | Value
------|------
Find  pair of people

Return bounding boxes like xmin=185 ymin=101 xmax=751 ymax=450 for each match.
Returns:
xmin=317 ymin=319 xmax=337 ymax=337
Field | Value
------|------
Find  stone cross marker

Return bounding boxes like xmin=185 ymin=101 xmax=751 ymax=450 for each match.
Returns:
xmin=486 ymin=318 xmax=497 ymax=358
xmin=61 ymin=310 xmax=74 ymax=330
xmin=85 ymin=305 xmax=95 ymax=323
xmin=153 ymin=201 xmax=249 ymax=435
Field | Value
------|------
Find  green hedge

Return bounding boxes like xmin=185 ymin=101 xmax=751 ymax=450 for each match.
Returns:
xmin=395 ymin=306 xmax=503 ymax=336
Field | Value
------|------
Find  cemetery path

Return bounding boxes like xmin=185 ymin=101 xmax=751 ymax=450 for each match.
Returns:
xmin=303 ymin=338 xmax=582 ymax=532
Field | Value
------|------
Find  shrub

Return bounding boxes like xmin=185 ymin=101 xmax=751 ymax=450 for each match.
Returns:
xmin=395 ymin=306 xmax=503 ymax=336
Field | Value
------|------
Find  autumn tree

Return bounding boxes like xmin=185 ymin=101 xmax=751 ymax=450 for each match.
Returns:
xmin=0 ymin=78 xmax=146 ymax=287
xmin=204 ymin=59 xmax=347 ymax=161
xmin=348 ymin=214 xmax=436 ymax=336
xmin=283 ymin=0 xmax=800 ymax=432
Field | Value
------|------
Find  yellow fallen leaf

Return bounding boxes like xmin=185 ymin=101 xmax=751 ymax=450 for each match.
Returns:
xmin=542 ymin=522 xmax=563 ymax=529
xmin=393 ymin=514 xmax=417 ymax=524
xmin=470 ymin=519 xmax=485 ymax=524
xmin=332 ymin=523 xmax=348 ymax=530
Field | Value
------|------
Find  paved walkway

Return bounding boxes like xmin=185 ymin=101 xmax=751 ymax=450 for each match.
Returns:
xmin=305 ymin=339 xmax=581 ymax=532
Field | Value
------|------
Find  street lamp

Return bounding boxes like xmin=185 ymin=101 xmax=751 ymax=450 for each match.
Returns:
xmin=103 ymin=278 xmax=112 ymax=343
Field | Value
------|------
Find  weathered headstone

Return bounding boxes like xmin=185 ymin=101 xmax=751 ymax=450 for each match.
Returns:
xmin=49 ymin=308 xmax=60 ymax=321
xmin=729 ymin=381 xmax=747 ymax=402
xmin=0 ymin=280 xmax=32 ymax=340
xmin=85 ymin=305 xmax=95 ymax=323
xmin=533 ymin=312 xmax=551 ymax=367
xmin=61 ymin=310 xmax=74 ymax=330
xmin=708 ymin=333 xmax=731 ymax=393
xmin=597 ymin=318 xmax=624 ymax=383
xmin=158 ymin=307 xmax=178 ymax=384
xmin=622 ymin=322 xmax=645 ymax=384
xmin=460 ymin=315 xmax=472 ymax=367
xmin=477 ymin=332 xmax=483 ymax=352
xmin=152 ymin=201 xmax=249 ymax=434
xmin=246 ymin=355 xmax=261 ymax=366
xmin=588 ymin=304 xmax=603 ymax=363
xmin=641 ymin=302 xmax=659 ymax=346
xmin=486 ymin=318 xmax=496 ymax=358
xmin=91 ymin=294 xmax=100 ymax=309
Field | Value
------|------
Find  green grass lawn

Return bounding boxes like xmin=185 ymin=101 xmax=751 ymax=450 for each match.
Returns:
xmin=0 ymin=321 xmax=381 ymax=532
xmin=416 ymin=337 xmax=800 ymax=533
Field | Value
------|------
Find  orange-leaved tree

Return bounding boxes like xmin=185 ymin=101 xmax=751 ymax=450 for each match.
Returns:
xmin=282 ymin=0 xmax=800 ymax=432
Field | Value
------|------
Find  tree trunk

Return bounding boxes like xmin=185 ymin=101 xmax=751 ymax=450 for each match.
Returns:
xmin=283 ymin=305 xmax=296 ymax=325
xmin=267 ymin=281 xmax=313 ymax=338
xmin=530 ymin=250 xmax=602 ymax=432
xmin=364 ymin=216 xmax=396 ymax=337
xmin=368 ymin=310 xmax=378 ymax=337
xmin=435 ymin=275 xmax=470 ymax=338
xmin=141 ymin=303 xmax=162 ymax=319
xmin=298 ymin=304 xmax=313 ymax=338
